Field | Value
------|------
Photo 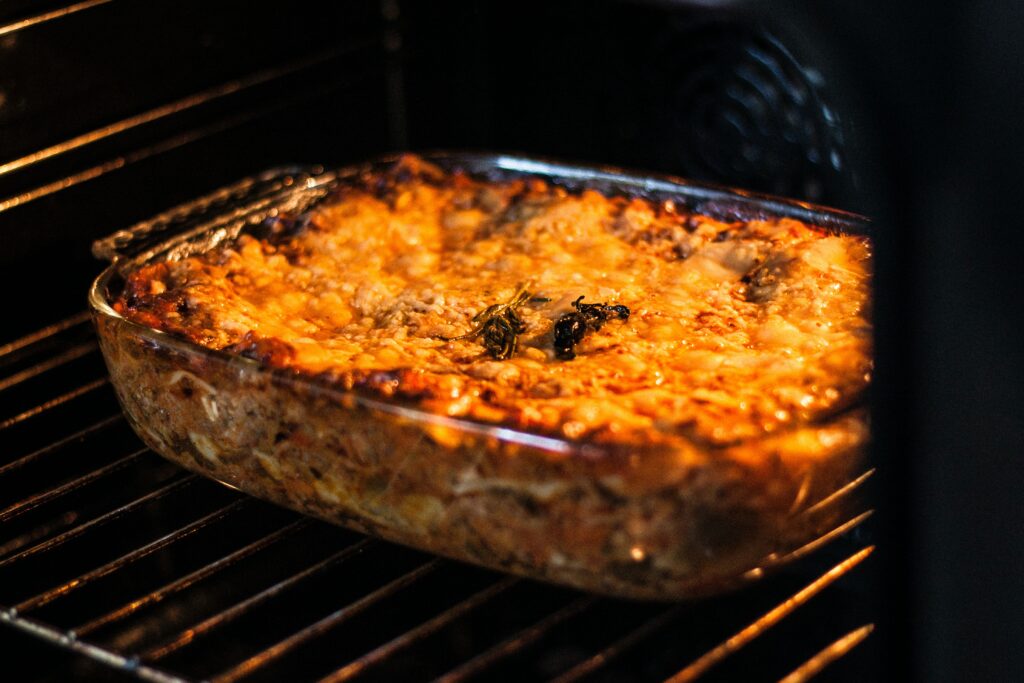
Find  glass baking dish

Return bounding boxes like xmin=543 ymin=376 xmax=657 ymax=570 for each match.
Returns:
xmin=89 ymin=152 xmax=872 ymax=600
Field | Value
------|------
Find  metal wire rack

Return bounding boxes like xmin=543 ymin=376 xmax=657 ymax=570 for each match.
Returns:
xmin=0 ymin=313 xmax=876 ymax=682
xmin=0 ymin=3 xmax=877 ymax=677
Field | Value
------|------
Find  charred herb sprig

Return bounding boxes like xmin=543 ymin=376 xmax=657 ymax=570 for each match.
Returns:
xmin=554 ymin=296 xmax=631 ymax=360
xmin=438 ymin=283 xmax=532 ymax=360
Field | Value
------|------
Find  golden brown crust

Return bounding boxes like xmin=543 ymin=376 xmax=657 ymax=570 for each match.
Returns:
xmin=114 ymin=155 xmax=872 ymax=455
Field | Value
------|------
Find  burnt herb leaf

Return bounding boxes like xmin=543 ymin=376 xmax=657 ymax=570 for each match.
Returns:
xmin=438 ymin=283 xmax=532 ymax=360
xmin=554 ymin=296 xmax=630 ymax=360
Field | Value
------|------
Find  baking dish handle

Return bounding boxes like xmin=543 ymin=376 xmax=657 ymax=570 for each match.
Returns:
xmin=92 ymin=165 xmax=328 ymax=268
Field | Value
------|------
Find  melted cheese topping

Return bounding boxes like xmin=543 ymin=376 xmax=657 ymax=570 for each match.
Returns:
xmin=117 ymin=156 xmax=872 ymax=448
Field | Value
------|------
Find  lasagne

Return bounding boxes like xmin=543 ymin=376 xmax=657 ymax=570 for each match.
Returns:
xmin=100 ymin=154 xmax=872 ymax=598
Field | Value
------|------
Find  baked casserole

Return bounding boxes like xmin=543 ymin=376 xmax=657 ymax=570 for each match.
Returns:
xmin=91 ymin=154 xmax=872 ymax=599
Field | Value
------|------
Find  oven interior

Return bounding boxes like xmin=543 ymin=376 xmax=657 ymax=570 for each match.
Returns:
xmin=2 ymin=1 xmax=1021 ymax=681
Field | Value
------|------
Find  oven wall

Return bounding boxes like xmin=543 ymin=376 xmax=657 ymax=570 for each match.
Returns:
xmin=399 ymin=0 xmax=857 ymax=208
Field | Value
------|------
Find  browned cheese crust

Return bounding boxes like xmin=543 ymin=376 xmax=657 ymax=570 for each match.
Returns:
xmin=104 ymin=155 xmax=872 ymax=598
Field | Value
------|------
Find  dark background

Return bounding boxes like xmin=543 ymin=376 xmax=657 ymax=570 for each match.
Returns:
xmin=1 ymin=0 xmax=1022 ymax=680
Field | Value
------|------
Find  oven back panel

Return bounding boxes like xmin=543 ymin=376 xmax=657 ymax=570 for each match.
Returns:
xmin=400 ymin=0 xmax=852 ymax=205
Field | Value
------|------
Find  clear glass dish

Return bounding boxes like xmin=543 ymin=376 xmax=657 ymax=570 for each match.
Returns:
xmin=89 ymin=152 xmax=872 ymax=600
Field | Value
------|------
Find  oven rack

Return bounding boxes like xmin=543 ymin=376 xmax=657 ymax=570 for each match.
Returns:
xmin=0 ymin=313 xmax=876 ymax=682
